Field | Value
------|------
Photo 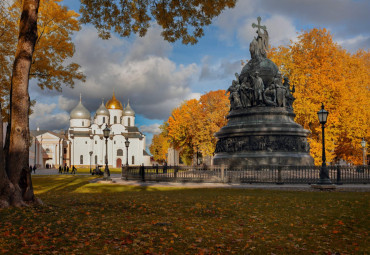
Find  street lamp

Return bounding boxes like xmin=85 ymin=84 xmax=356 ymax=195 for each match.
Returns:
xmin=361 ymin=138 xmax=367 ymax=166
xmin=103 ymin=126 xmax=111 ymax=180
xmin=89 ymin=151 xmax=93 ymax=174
xmin=317 ymin=103 xmax=331 ymax=185
xmin=125 ymin=137 xmax=130 ymax=166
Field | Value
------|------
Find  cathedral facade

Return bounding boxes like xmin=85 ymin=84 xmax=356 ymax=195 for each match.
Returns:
xmin=68 ymin=92 xmax=151 ymax=168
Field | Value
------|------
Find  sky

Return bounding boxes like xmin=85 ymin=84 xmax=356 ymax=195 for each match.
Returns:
xmin=28 ymin=0 xmax=370 ymax=151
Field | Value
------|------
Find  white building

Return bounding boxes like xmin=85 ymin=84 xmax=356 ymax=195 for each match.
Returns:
xmin=29 ymin=129 xmax=69 ymax=168
xmin=68 ymin=93 xmax=151 ymax=168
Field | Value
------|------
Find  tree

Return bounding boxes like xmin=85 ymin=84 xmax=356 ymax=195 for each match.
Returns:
xmin=269 ymin=28 xmax=370 ymax=165
xmin=149 ymin=123 xmax=170 ymax=163
xmin=166 ymin=90 xmax=229 ymax=165
xmin=0 ymin=0 xmax=236 ymax=207
xmin=0 ymin=0 xmax=85 ymax=120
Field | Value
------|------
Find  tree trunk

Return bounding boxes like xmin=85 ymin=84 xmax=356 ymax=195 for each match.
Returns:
xmin=0 ymin=0 xmax=40 ymax=208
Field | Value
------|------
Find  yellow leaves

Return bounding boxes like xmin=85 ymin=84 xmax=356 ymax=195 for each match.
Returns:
xmin=269 ymin=28 xmax=370 ymax=165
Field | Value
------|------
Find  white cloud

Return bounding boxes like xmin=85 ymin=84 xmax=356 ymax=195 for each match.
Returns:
xmin=40 ymin=26 xmax=200 ymax=120
xmin=237 ymin=15 xmax=297 ymax=48
xmin=336 ymin=35 xmax=370 ymax=52
xmin=58 ymin=96 xmax=77 ymax=112
xmin=30 ymin=102 xmax=69 ymax=130
xmin=140 ymin=123 xmax=161 ymax=135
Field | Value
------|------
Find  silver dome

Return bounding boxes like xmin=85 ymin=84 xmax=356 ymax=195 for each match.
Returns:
xmin=96 ymin=100 xmax=110 ymax=116
xmin=70 ymin=98 xmax=91 ymax=120
xmin=123 ymin=100 xmax=135 ymax=117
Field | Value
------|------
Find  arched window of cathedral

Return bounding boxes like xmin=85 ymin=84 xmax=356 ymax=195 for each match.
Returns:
xmin=117 ymin=149 xmax=123 ymax=156
xmin=114 ymin=116 xmax=117 ymax=124
xmin=95 ymin=155 xmax=97 ymax=164
xmin=80 ymin=155 xmax=83 ymax=164
xmin=95 ymin=141 xmax=97 ymax=144
xmin=103 ymin=117 xmax=105 ymax=123
xmin=128 ymin=118 xmax=131 ymax=127
xmin=94 ymin=130 xmax=96 ymax=134
xmin=82 ymin=121 xmax=84 ymax=126
xmin=132 ymin=155 xmax=135 ymax=165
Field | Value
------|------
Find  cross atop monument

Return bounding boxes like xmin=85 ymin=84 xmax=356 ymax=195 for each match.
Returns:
xmin=252 ymin=16 xmax=266 ymax=33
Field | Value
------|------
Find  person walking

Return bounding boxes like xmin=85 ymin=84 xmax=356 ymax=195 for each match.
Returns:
xmin=59 ymin=165 xmax=62 ymax=174
xmin=71 ymin=165 xmax=77 ymax=174
xmin=29 ymin=165 xmax=33 ymax=173
xmin=33 ymin=165 xmax=36 ymax=174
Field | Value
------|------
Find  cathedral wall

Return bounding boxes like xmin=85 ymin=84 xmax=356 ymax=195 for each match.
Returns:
xmin=108 ymin=109 xmax=123 ymax=125
xmin=70 ymin=119 xmax=91 ymax=128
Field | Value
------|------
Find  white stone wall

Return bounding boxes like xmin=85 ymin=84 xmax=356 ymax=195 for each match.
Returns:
xmin=122 ymin=116 xmax=135 ymax=126
xmin=94 ymin=115 xmax=109 ymax=126
xmin=108 ymin=109 xmax=123 ymax=125
xmin=70 ymin=119 xmax=91 ymax=128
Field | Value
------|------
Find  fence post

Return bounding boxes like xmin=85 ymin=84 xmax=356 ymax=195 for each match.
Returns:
xmin=221 ymin=164 xmax=225 ymax=183
xmin=276 ymin=165 xmax=284 ymax=185
xmin=174 ymin=165 xmax=178 ymax=180
xmin=336 ymin=165 xmax=342 ymax=185
xmin=140 ymin=164 xmax=145 ymax=182
xmin=123 ymin=165 xmax=128 ymax=180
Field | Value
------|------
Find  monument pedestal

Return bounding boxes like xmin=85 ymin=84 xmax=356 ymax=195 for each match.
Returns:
xmin=213 ymin=107 xmax=314 ymax=167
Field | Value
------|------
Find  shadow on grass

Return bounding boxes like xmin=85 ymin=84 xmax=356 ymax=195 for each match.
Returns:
xmin=32 ymin=175 xmax=179 ymax=195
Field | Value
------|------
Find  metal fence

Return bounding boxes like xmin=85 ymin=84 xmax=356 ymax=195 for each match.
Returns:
xmin=121 ymin=165 xmax=370 ymax=184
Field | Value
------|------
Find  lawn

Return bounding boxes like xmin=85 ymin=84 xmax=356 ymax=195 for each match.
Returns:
xmin=0 ymin=176 xmax=369 ymax=254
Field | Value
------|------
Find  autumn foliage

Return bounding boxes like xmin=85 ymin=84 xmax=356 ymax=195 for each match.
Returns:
xmin=151 ymin=90 xmax=229 ymax=165
xmin=0 ymin=0 xmax=85 ymax=120
xmin=269 ymin=28 xmax=369 ymax=165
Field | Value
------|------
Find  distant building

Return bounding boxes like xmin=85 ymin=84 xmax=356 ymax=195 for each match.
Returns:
xmin=28 ymin=92 xmax=151 ymax=168
xmin=29 ymin=128 xmax=69 ymax=168
xmin=67 ymin=92 xmax=151 ymax=168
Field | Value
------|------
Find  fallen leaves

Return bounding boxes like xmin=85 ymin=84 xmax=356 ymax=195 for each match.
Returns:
xmin=0 ymin=176 xmax=368 ymax=254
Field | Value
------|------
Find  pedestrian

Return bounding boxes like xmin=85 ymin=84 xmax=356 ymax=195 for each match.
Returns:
xmin=67 ymin=166 xmax=69 ymax=174
xmin=33 ymin=165 xmax=36 ymax=174
xmin=71 ymin=165 xmax=77 ymax=174
xmin=29 ymin=165 xmax=33 ymax=173
xmin=64 ymin=164 xmax=67 ymax=174
xmin=58 ymin=165 xmax=62 ymax=174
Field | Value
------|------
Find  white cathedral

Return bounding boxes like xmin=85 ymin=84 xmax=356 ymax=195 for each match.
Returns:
xmin=28 ymin=92 xmax=151 ymax=169
xmin=67 ymin=92 xmax=151 ymax=168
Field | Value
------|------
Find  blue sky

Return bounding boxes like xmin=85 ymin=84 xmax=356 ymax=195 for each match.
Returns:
xmin=29 ymin=0 xmax=370 ymax=150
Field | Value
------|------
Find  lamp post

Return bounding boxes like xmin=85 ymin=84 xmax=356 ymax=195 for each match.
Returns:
xmin=89 ymin=151 xmax=93 ymax=174
xmin=317 ymin=103 xmax=331 ymax=185
xmin=361 ymin=138 xmax=367 ymax=166
xmin=103 ymin=126 xmax=111 ymax=180
xmin=125 ymin=137 xmax=130 ymax=166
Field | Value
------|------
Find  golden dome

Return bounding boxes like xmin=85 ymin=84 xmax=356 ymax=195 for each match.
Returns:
xmin=105 ymin=91 xmax=123 ymax=110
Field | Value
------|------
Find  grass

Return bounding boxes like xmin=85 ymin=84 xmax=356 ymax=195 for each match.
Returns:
xmin=0 ymin=176 xmax=369 ymax=254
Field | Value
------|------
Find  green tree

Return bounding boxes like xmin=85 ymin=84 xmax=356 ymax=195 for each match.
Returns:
xmin=0 ymin=0 xmax=236 ymax=208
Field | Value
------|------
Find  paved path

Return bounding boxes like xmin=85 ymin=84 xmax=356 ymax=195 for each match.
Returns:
xmin=33 ymin=168 xmax=370 ymax=192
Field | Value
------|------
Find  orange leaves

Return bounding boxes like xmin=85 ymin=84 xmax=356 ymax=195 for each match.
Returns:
xmin=269 ymin=28 xmax=370 ymax=165
xmin=163 ymin=90 xmax=229 ymax=164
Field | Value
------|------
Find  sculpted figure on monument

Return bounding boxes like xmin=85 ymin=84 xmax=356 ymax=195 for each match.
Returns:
xmin=251 ymin=71 xmax=264 ymax=106
xmin=283 ymin=77 xmax=295 ymax=109
xmin=274 ymin=72 xmax=286 ymax=107
xmin=226 ymin=73 xmax=242 ymax=110
xmin=263 ymin=83 xmax=277 ymax=106
xmin=251 ymin=16 xmax=269 ymax=60
xmin=240 ymin=76 xmax=254 ymax=108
